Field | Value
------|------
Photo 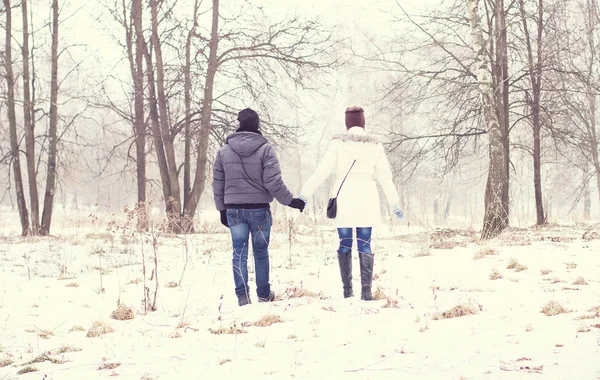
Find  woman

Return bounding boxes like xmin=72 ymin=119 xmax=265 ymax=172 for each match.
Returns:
xmin=299 ymin=106 xmax=405 ymax=301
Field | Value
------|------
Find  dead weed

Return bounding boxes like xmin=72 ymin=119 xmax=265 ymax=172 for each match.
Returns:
xmin=242 ymin=314 xmax=284 ymax=327
xmin=474 ymin=247 xmax=498 ymax=259
xmin=86 ymin=321 xmax=115 ymax=338
xmin=110 ymin=304 xmax=135 ymax=321
xmin=433 ymin=304 xmax=478 ymax=320
xmin=541 ymin=301 xmax=570 ymax=316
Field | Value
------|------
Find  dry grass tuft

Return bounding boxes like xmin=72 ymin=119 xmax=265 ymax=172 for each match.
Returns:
xmin=589 ymin=306 xmax=600 ymax=314
xmin=110 ymin=304 xmax=135 ymax=321
xmin=65 ymin=282 xmax=79 ymax=287
xmin=243 ymin=314 xmax=284 ymax=327
xmin=165 ymin=281 xmax=178 ymax=288
xmin=25 ymin=328 xmax=53 ymax=339
xmin=279 ymin=287 xmax=327 ymax=300
xmin=55 ymin=345 xmax=81 ymax=354
xmin=373 ymin=287 xmax=388 ymax=301
xmin=69 ymin=325 xmax=85 ymax=332
xmin=209 ymin=326 xmax=247 ymax=335
xmin=507 ymin=258 xmax=527 ymax=272
xmin=0 ymin=358 xmax=13 ymax=367
xmin=433 ymin=304 xmax=478 ymax=320
xmin=382 ymin=298 xmax=400 ymax=308
xmin=474 ymin=247 xmax=498 ymax=259
xmin=566 ymin=262 xmax=577 ymax=270
xmin=17 ymin=366 xmax=37 ymax=375
xmin=98 ymin=362 xmax=121 ymax=370
xmin=86 ymin=321 xmax=115 ymax=338
xmin=489 ymin=269 xmax=504 ymax=280
xmin=541 ymin=301 xmax=569 ymax=316
xmin=540 ymin=269 xmax=552 ymax=275
xmin=372 ymin=287 xmax=400 ymax=308
xmin=572 ymin=276 xmax=588 ymax=285
xmin=23 ymin=352 xmax=64 ymax=365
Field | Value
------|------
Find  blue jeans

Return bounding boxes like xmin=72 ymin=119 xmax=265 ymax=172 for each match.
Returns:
xmin=226 ymin=208 xmax=272 ymax=299
xmin=337 ymin=227 xmax=372 ymax=254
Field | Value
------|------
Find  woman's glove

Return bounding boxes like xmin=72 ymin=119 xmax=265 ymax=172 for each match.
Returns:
xmin=392 ymin=205 xmax=406 ymax=221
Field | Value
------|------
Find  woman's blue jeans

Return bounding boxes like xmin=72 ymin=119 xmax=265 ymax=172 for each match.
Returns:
xmin=226 ymin=208 xmax=272 ymax=299
xmin=337 ymin=227 xmax=372 ymax=254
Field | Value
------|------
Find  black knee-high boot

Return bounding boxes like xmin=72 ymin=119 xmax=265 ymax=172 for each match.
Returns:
xmin=358 ymin=252 xmax=374 ymax=301
xmin=337 ymin=251 xmax=353 ymax=298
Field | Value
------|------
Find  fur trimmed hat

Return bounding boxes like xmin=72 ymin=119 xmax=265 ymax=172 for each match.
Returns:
xmin=345 ymin=106 xmax=365 ymax=129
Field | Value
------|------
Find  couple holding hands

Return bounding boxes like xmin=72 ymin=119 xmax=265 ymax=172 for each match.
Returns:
xmin=212 ymin=106 xmax=406 ymax=307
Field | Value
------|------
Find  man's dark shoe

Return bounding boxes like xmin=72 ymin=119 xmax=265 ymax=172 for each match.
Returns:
xmin=258 ymin=291 xmax=275 ymax=303
xmin=238 ymin=294 xmax=251 ymax=306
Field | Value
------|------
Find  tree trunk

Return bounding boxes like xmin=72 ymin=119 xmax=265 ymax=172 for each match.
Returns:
xmin=150 ymin=0 xmax=181 ymax=225
xmin=39 ymin=0 xmax=59 ymax=235
xmin=182 ymin=0 xmax=200 ymax=232
xmin=4 ymin=0 xmax=31 ymax=236
xmin=467 ymin=0 xmax=509 ymax=239
xmin=519 ymin=0 xmax=546 ymax=225
xmin=138 ymin=7 xmax=172 ymax=219
xmin=532 ymin=99 xmax=545 ymax=225
xmin=185 ymin=0 xmax=220 ymax=222
xmin=583 ymin=165 xmax=591 ymax=220
xmin=587 ymin=92 xmax=600 ymax=212
xmin=21 ymin=0 xmax=40 ymax=235
xmin=495 ymin=0 xmax=510 ymax=222
xmin=129 ymin=0 xmax=148 ymax=230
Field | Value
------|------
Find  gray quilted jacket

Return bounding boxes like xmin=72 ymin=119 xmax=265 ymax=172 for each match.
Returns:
xmin=212 ymin=132 xmax=294 ymax=211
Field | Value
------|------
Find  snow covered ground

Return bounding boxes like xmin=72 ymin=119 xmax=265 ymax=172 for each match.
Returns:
xmin=0 ymin=211 xmax=599 ymax=380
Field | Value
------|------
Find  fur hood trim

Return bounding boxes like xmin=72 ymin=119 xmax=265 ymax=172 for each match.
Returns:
xmin=332 ymin=132 xmax=382 ymax=144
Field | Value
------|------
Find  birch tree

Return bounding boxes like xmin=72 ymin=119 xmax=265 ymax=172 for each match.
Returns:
xmin=467 ymin=0 xmax=509 ymax=238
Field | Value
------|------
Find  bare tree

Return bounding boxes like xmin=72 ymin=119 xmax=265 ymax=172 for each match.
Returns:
xmin=127 ymin=0 xmax=148 ymax=230
xmin=518 ymin=0 xmax=546 ymax=225
xmin=39 ymin=0 xmax=60 ymax=235
xmin=21 ymin=0 xmax=40 ymax=234
xmin=184 ymin=0 xmax=219 ymax=226
xmin=3 ymin=0 xmax=31 ymax=236
xmin=467 ymin=0 xmax=508 ymax=238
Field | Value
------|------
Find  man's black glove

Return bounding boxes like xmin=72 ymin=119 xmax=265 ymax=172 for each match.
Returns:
xmin=288 ymin=198 xmax=306 ymax=212
xmin=220 ymin=210 xmax=229 ymax=227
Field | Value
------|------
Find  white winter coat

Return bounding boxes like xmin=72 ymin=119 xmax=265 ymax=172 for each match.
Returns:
xmin=300 ymin=127 xmax=400 ymax=228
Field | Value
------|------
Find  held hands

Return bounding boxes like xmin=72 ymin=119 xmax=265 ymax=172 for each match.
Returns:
xmin=288 ymin=198 xmax=306 ymax=212
xmin=220 ymin=210 xmax=229 ymax=227
xmin=392 ymin=205 xmax=406 ymax=221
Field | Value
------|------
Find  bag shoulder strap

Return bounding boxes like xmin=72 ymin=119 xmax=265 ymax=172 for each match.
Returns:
xmin=335 ymin=160 xmax=356 ymax=197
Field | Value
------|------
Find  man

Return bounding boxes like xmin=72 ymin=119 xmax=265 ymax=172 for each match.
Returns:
xmin=212 ymin=108 xmax=305 ymax=306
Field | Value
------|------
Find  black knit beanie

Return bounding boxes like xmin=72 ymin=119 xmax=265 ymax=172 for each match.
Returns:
xmin=237 ymin=108 xmax=260 ymax=132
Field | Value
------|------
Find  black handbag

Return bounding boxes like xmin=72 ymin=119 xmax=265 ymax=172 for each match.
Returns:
xmin=327 ymin=160 xmax=356 ymax=219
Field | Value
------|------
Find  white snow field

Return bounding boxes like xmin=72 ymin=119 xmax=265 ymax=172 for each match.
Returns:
xmin=0 ymin=210 xmax=599 ymax=380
